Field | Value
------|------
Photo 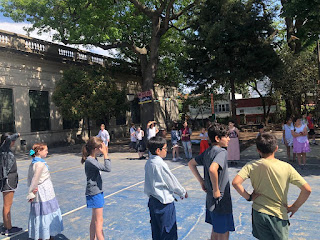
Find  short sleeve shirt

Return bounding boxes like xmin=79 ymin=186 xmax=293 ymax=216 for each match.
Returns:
xmin=237 ymin=158 xmax=307 ymax=220
xmin=195 ymin=146 xmax=232 ymax=214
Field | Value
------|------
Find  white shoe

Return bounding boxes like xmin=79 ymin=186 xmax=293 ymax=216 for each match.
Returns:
xmin=172 ymin=158 xmax=177 ymax=162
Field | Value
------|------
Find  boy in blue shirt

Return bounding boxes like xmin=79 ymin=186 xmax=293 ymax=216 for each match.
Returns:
xmin=188 ymin=123 xmax=235 ymax=240
xmin=144 ymin=136 xmax=188 ymax=240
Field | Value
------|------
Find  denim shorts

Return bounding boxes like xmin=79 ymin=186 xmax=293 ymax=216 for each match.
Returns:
xmin=86 ymin=192 xmax=104 ymax=208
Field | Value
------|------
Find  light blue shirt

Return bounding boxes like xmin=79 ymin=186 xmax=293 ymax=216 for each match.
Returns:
xmin=144 ymin=155 xmax=186 ymax=204
xmin=97 ymin=129 xmax=110 ymax=146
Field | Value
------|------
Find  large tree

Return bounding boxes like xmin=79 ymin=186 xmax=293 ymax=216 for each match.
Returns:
xmin=180 ymin=0 xmax=279 ymax=120
xmin=52 ymin=67 xmax=128 ymax=136
xmin=1 ymin=0 xmax=201 ymax=129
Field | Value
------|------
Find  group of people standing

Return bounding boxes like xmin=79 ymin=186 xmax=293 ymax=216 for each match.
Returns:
xmin=282 ymin=113 xmax=317 ymax=168
xmin=0 ymin=133 xmax=63 ymax=239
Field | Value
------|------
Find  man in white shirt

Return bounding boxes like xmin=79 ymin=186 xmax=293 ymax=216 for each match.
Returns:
xmin=97 ymin=124 xmax=110 ymax=146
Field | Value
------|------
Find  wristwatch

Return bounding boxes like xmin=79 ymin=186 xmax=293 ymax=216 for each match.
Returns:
xmin=247 ymin=194 xmax=252 ymax=202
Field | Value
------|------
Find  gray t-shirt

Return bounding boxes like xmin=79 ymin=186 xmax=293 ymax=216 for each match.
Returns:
xmin=85 ymin=156 xmax=111 ymax=196
xmin=195 ymin=146 xmax=233 ymax=214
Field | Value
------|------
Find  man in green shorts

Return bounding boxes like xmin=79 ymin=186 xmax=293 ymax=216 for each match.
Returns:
xmin=232 ymin=133 xmax=312 ymax=240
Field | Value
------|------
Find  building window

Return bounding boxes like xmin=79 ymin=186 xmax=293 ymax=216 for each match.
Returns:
xmin=0 ymin=88 xmax=14 ymax=132
xmin=222 ymin=104 xmax=226 ymax=112
xmin=226 ymin=104 xmax=230 ymax=112
xmin=240 ymin=109 xmax=244 ymax=114
xmin=63 ymin=119 xmax=79 ymax=129
xmin=29 ymin=90 xmax=50 ymax=131
xmin=214 ymin=104 xmax=218 ymax=113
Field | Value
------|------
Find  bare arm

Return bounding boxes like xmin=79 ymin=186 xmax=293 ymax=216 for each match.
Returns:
xmin=291 ymin=130 xmax=300 ymax=138
xmin=232 ymin=175 xmax=259 ymax=201
xmin=287 ymin=183 xmax=311 ymax=217
xmin=188 ymin=159 xmax=206 ymax=192
xmin=209 ymin=162 xmax=220 ymax=198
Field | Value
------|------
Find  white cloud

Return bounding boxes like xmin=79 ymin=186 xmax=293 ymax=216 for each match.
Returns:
xmin=0 ymin=22 xmax=117 ymax=58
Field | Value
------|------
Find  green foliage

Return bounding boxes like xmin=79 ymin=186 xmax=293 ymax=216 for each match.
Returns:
xmin=273 ymin=45 xmax=318 ymax=107
xmin=180 ymin=0 xmax=280 ymax=91
xmin=281 ymin=0 xmax=320 ymax=50
xmin=52 ymin=67 xmax=128 ymax=122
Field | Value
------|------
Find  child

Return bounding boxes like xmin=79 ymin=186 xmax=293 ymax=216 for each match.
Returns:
xmin=97 ymin=124 xmax=110 ymax=147
xmin=171 ymin=124 xmax=182 ymax=162
xmin=81 ymin=137 xmax=111 ymax=240
xmin=199 ymin=127 xmax=209 ymax=154
xmin=232 ymin=133 xmax=311 ymax=240
xmin=306 ymin=113 xmax=317 ymax=145
xmin=27 ymin=143 xmax=63 ymax=240
xmin=147 ymin=121 xmax=159 ymax=140
xmin=0 ymin=133 xmax=22 ymax=236
xmin=188 ymin=123 xmax=235 ymax=240
xmin=144 ymin=136 xmax=188 ymax=240
xmin=227 ymin=121 xmax=240 ymax=164
xmin=136 ymin=127 xmax=146 ymax=159
xmin=291 ymin=117 xmax=310 ymax=169
xmin=129 ymin=123 xmax=137 ymax=151
xmin=282 ymin=117 xmax=295 ymax=162
xmin=257 ymin=124 xmax=264 ymax=137
xmin=180 ymin=121 xmax=193 ymax=160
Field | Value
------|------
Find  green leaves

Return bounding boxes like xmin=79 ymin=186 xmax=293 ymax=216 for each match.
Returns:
xmin=52 ymin=67 xmax=128 ymax=122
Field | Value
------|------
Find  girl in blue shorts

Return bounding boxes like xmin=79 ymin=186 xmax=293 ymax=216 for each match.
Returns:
xmin=81 ymin=137 xmax=111 ymax=240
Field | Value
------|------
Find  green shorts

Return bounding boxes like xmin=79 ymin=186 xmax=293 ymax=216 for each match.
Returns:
xmin=252 ymin=209 xmax=289 ymax=240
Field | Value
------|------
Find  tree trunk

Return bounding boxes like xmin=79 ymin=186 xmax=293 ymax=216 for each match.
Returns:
xmin=230 ymin=78 xmax=237 ymax=122
xmin=140 ymin=19 xmax=161 ymax=132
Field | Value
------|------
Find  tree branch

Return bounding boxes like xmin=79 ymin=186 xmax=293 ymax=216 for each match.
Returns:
xmin=170 ymin=24 xmax=191 ymax=32
xmin=128 ymin=0 xmax=155 ymax=18
xmin=170 ymin=0 xmax=201 ymax=20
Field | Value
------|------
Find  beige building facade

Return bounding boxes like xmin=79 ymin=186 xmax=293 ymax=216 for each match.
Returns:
xmin=0 ymin=30 xmax=179 ymax=150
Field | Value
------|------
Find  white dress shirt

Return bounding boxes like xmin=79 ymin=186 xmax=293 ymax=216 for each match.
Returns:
xmin=144 ymin=155 xmax=186 ymax=204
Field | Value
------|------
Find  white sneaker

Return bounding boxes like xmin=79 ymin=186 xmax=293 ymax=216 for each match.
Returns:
xmin=172 ymin=158 xmax=177 ymax=162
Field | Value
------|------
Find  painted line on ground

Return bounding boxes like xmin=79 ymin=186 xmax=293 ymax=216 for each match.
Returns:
xmin=182 ymin=206 xmax=205 ymax=240
xmin=3 ymin=164 xmax=186 ymax=239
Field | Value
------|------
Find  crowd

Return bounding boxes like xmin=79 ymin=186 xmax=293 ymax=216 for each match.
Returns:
xmin=0 ymin=114 xmax=315 ymax=240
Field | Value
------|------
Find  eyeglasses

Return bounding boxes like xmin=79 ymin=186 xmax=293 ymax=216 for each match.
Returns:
xmin=161 ymin=147 xmax=168 ymax=151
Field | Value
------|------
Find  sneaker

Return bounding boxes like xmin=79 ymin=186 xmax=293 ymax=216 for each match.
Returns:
xmin=314 ymin=142 xmax=318 ymax=145
xmin=4 ymin=227 xmax=23 ymax=236
xmin=177 ymin=157 xmax=183 ymax=161
xmin=172 ymin=158 xmax=177 ymax=162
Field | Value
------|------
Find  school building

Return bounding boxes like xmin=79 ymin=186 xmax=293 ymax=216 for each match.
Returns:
xmin=0 ymin=29 xmax=179 ymax=150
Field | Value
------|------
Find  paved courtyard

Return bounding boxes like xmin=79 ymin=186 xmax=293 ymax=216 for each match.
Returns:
xmin=1 ymin=139 xmax=319 ymax=240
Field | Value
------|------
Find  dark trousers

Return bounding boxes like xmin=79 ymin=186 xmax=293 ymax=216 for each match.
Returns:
xmin=148 ymin=196 xmax=178 ymax=240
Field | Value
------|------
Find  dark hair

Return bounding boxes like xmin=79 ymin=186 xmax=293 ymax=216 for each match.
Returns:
xmin=284 ymin=116 xmax=292 ymax=124
xmin=81 ymin=137 xmax=103 ymax=164
xmin=147 ymin=136 xmax=167 ymax=155
xmin=229 ymin=120 xmax=235 ymax=124
xmin=257 ymin=124 xmax=264 ymax=129
xmin=293 ymin=116 xmax=301 ymax=123
xmin=0 ymin=133 xmax=9 ymax=146
xmin=31 ymin=143 xmax=48 ymax=158
xmin=208 ymin=123 xmax=228 ymax=143
xmin=256 ymin=133 xmax=278 ymax=155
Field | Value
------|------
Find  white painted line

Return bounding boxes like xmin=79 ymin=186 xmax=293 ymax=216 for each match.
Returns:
xmin=3 ymin=164 xmax=185 ymax=239
xmin=182 ymin=206 xmax=206 ymax=240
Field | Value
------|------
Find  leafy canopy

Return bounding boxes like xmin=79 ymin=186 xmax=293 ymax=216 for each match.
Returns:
xmin=52 ymin=67 xmax=128 ymax=121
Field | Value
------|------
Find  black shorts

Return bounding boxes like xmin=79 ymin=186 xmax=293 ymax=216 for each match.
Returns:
xmin=308 ymin=129 xmax=315 ymax=135
xmin=129 ymin=141 xmax=137 ymax=149
xmin=0 ymin=172 xmax=18 ymax=192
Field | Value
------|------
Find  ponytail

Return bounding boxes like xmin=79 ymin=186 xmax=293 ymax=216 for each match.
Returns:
xmin=81 ymin=137 xmax=103 ymax=164
xmin=81 ymin=144 xmax=89 ymax=164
